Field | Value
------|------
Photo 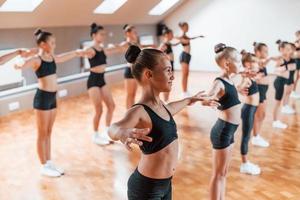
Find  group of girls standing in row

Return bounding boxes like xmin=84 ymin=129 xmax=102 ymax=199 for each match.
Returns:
xmin=1 ymin=22 xmax=300 ymax=200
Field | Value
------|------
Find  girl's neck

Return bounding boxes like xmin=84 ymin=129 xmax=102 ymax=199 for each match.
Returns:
xmin=140 ymin=86 xmax=161 ymax=106
xmin=39 ymin=49 xmax=52 ymax=57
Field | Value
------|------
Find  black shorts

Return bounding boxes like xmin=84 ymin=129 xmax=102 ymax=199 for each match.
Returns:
xmin=274 ymin=77 xmax=287 ymax=101
xmin=286 ymin=70 xmax=295 ymax=85
xmin=179 ymin=52 xmax=191 ymax=64
xmin=124 ymin=66 xmax=134 ymax=79
xmin=87 ymin=72 xmax=106 ymax=89
xmin=33 ymin=89 xmax=57 ymax=110
xmin=210 ymin=118 xmax=239 ymax=150
xmin=127 ymin=169 xmax=172 ymax=200
xmin=258 ymin=84 xmax=269 ymax=103
xmin=296 ymin=59 xmax=300 ymax=70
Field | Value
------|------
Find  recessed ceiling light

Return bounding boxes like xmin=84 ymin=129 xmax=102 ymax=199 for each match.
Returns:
xmin=149 ymin=0 xmax=180 ymax=16
xmin=94 ymin=0 xmax=127 ymax=14
xmin=0 ymin=0 xmax=43 ymax=12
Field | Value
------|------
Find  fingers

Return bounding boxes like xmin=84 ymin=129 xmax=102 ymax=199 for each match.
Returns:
xmin=124 ymin=137 xmax=143 ymax=151
xmin=131 ymin=128 xmax=152 ymax=142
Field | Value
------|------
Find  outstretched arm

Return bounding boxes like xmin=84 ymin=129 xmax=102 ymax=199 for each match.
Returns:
xmin=54 ymin=49 xmax=85 ymax=63
xmin=104 ymin=42 xmax=129 ymax=55
xmin=166 ymin=91 xmax=220 ymax=116
xmin=14 ymin=56 xmax=41 ymax=71
xmin=0 ymin=50 xmax=22 ymax=65
xmin=108 ymin=106 xmax=152 ymax=151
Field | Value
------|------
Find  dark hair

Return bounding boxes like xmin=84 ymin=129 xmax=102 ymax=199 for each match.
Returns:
xmin=290 ymin=42 xmax=296 ymax=49
xmin=90 ymin=23 xmax=104 ymax=37
xmin=34 ymin=29 xmax=52 ymax=45
xmin=240 ymin=50 xmax=256 ymax=66
xmin=214 ymin=43 xmax=237 ymax=65
xmin=125 ymin=45 xmax=165 ymax=81
xmin=123 ymin=24 xmax=135 ymax=33
xmin=296 ymin=30 xmax=300 ymax=36
xmin=276 ymin=40 xmax=290 ymax=50
xmin=253 ymin=42 xmax=267 ymax=52
xmin=178 ymin=22 xmax=188 ymax=27
xmin=162 ymin=28 xmax=172 ymax=35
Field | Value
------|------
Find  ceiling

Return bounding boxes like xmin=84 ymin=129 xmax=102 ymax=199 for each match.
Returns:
xmin=0 ymin=0 xmax=186 ymax=29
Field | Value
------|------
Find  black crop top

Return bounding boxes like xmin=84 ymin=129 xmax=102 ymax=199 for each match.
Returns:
xmin=181 ymin=35 xmax=190 ymax=46
xmin=164 ymin=42 xmax=173 ymax=54
xmin=35 ymin=56 xmax=56 ymax=78
xmin=133 ymin=103 xmax=178 ymax=155
xmin=248 ymin=79 xmax=258 ymax=96
xmin=216 ymin=77 xmax=241 ymax=111
xmin=88 ymin=47 xmax=107 ymax=68
xmin=258 ymin=67 xmax=268 ymax=76
xmin=280 ymin=59 xmax=296 ymax=70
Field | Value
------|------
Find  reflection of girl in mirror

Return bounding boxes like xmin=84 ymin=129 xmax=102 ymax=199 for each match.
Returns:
xmin=15 ymin=29 xmax=86 ymax=178
xmin=81 ymin=23 xmax=128 ymax=146
xmin=176 ymin=22 xmax=205 ymax=98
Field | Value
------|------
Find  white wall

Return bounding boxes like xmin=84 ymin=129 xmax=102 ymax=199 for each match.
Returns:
xmin=164 ymin=0 xmax=300 ymax=72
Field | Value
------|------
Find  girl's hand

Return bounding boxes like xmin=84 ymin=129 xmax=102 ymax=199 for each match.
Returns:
xmin=188 ymin=91 xmax=220 ymax=108
xmin=120 ymin=128 xmax=152 ymax=151
xmin=238 ymin=85 xmax=249 ymax=96
xmin=75 ymin=49 xmax=86 ymax=57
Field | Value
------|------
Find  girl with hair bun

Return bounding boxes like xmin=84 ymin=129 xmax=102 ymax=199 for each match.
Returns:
xmin=206 ymin=43 xmax=248 ymax=200
xmin=108 ymin=45 xmax=218 ymax=200
xmin=15 ymin=28 xmax=86 ymax=177
xmin=81 ymin=23 xmax=128 ymax=145
xmin=176 ymin=22 xmax=205 ymax=97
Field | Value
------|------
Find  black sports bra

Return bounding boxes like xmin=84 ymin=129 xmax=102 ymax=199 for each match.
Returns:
xmin=133 ymin=103 xmax=178 ymax=155
xmin=181 ymin=35 xmax=190 ymax=46
xmin=35 ymin=56 xmax=56 ymax=78
xmin=164 ymin=42 xmax=173 ymax=54
xmin=216 ymin=77 xmax=241 ymax=111
xmin=88 ymin=47 xmax=107 ymax=68
xmin=248 ymin=79 xmax=259 ymax=96
xmin=280 ymin=59 xmax=296 ymax=70
xmin=258 ymin=67 xmax=268 ymax=76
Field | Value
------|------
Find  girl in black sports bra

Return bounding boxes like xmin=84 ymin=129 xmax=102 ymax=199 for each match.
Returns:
xmin=176 ymin=22 xmax=205 ymax=97
xmin=252 ymin=42 xmax=271 ymax=148
xmin=272 ymin=40 xmax=293 ymax=129
xmin=239 ymin=51 xmax=261 ymax=176
xmin=108 ymin=45 xmax=218 ymax=200
xmin=122 ymin=24 xmax=156 ymax=109
xmin=15 ymin=29 xmax=86 ymax=178
xmin=82 ymin=23 xmax=128 ymax=146
xmin=206 ymin=43 xmax=248 ymax=200
xmin=159 ymin=28 xmax=179 ymax=103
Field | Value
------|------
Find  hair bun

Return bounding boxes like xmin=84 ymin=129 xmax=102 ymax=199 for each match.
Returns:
xmin=34 ymin=28 xmax=43 ymax=36
xmin=253 ymin=42 xmax=257 ymax=46
xmin=214 ymin=43 xmax=227 ymax=54
xmin=240 ymin=49 xmax=247 ymax=55
xmin=276 ymin=39 xmax=282 ymax=44
xmin=91 ymin=23 xmax=97 ymax=29
xmin=125 ymin=45 xmax=141 ymax=63
xmin=123 ymin=24 xmax=129 ymax=30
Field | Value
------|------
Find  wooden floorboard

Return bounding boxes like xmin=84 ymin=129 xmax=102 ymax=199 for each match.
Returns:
xmin=0 ymin=72 xmax=299 ymax=200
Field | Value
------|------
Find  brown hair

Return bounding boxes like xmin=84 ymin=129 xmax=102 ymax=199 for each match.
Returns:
xmin=253 ymin=42 xmax=267 ymax=53
xmin=240 ymin=50 xmax=256 ymax=66
xmin=34 ymin=29 xmax=52 ymax=45
xmin=214 ymin=43 xmax=237 ymax=65
xmin=123 ymin=24 xmax=135 ymax=33
xmin=125 ymin=45 xmax=165 ymax=81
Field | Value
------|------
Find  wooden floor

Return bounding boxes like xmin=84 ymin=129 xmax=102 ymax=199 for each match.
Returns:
xmin=0 ymin=72 xmax=300 ymax=200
